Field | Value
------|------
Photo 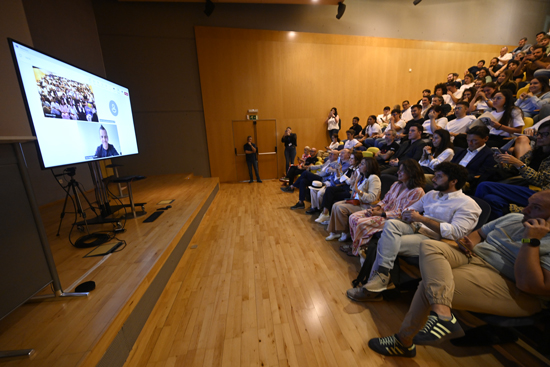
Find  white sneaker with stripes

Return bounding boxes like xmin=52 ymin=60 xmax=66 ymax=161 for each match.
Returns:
xmin=412 ymin=311 xmax=465 ymax=345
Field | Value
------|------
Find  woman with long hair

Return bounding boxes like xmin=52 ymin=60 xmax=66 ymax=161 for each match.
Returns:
xmin=419 ymin=129 xmax=454 ymax=173
xmin=345 ymin=160 xmax=425 ymax=257
xmin=325 ymin=157 xmax=381 ymax=242
xmin=469 ymin=82 xmax=498 ymax=115
xmin=423 ymin=105 xmax=448 ymax=136
xmin=515 ymin=76 xmax=550 ymax=118
xmin=485 ymin=89 xmax=524 ymax=147
xmin=326 ymin=134 xmax=340 ymax=151
xmin=325 ymin=107 xmax=340 ymax=140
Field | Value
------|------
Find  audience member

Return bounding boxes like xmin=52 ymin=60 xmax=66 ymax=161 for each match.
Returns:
xmin=347 ymin=162 xmax=481 ymax=301
xmin=325 ymin=107 xmax=340 ymax=138
xmin=350 ymin=116 xmax=363 ymax=137
xmin=451 ymin=125 xmax=496 ymax=187
xmin=515 ymin=76 xmax=550 ymax=117
xmin=325 ymin=157 xmax=382 ymax=241
xmin=343 ymin=130 xmax=362 ymax=150
xmin=467 ymin=60 xmax=485 ymax=77
xmin=423 ymin=105 xmax=448 ymax=136
xmin=367 ymin=190 xmax=550 ymax=358
xmin=325 ymin=134 xmax=340 ymax=151
xmin=284 ymin=148 xmax=337 ymax=200
xmin=475 ymin=121 xmax=550 ymax=220
xmin=377 ymin=106 xmax=391 ymax=126
xmin=445 ymin=82 xmax=462 ymax=108
xmin=381 ymin=124 xmax=426 ymax=175
xmin=484 ymin=89 xmax=524 ymax=147
xmin=374 ymin=130 xmax=400 ymax=165
xmin=497 ymin=46 xmax=513 ymax=66
xmin=469 ymin=82 xmax=497 ymax=115
xmin=443 ymin=102 xmax=476 ymax=141
xmin=419 ymin=129 xmax=454 ymax=174
xmin=514 ymin=45 xmax=550 ymax=83
xmin=420 ymin=96 xmax=432 ymax=117
xmin=281 ymin=127 xmax=298 ymax=173
xmin=512 ymin=37 xmax=531 ymax=55
xmin=346 ymin=160 xmax=425 ymax=257
xmin=401 ymin=100 xmax=413 ymax=121
xmin=282 ymin=147 xmax=319 ymax=187
xmin=360 ymin=116 xmax=383 ymax=148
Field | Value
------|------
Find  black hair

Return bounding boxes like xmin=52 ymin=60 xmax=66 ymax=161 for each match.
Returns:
xmin=433 ymin=162 xmax=469 ymax=190
xmin=432 ymin=129 xmax=453 ymax=158
xmin=434 ymin=83 xmax=447 ymax=94
xmin=399 ymin=159 xmax=426 ymax=190
xmin=409 ymin=123 xmax=423 ymax=134
xmin=466 ymin=125 xmax=490 ymax=139
xmin=494 ymin=89 xmax=523 ymax=127
xmin=391 ymin=109 xmax=401 ymax=115
xmin=384 ymin=106 xmax=391 ymax=111
xmin=422 ymin=95 xmax=432 ymax=103
xmin=353 ymin=116 xmax=360 ymax=122
xmin=411 ymin=104 xmax=422 ymax=111
xmin=331 ymin=107 xmax=338 ymax=116
xmin=478 ymin=60 xmax=485 ymax=65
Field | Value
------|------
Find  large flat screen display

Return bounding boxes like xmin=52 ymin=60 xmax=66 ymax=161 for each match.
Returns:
xmin=8 ymin=38 xmax=139 ymax=169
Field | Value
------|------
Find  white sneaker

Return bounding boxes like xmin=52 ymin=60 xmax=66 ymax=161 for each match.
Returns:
xmin=325 ymin=232 xmax=341 ymax=241
xmin=315 ymin=213 xmax=330 ymax=223
xmin=321 ymin=220 xmax=330 ymax=225
xmin=338 ymin=233 xmax=349 ymax=242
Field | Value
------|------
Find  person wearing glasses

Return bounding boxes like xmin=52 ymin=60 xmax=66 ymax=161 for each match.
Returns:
xmin=475 ymin=120 xmax=550 ymax=220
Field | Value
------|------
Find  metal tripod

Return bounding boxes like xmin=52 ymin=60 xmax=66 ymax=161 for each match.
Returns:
xmin=55 ymin=167 xmax=98 ymax=236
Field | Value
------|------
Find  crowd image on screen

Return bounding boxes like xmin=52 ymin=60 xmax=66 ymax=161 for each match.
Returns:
xmin=34 ymin=67 xmax=99 ymax=122
xmin=275 ymin=28 xmax=550 ymax=360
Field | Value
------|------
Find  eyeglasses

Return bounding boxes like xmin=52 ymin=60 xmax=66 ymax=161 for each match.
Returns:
xmin=536 ymin=131 xmax=550 ymax=138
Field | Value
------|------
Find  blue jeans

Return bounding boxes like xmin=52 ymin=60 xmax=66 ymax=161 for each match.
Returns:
xmin=475 ymin=181 xmax=534 ymax=221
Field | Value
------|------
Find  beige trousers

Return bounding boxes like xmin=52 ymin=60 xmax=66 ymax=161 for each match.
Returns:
xmin=327 ymin=201 xmax=363 ymax=233
xmin=399 ymin=239 xmax=544 ymax=339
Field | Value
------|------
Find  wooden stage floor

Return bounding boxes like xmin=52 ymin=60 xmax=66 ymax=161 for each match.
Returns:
xmin=0 ymin=174 xmax=219 ymax=367
xmin=0 ymin=179 xmax=547 ymax=367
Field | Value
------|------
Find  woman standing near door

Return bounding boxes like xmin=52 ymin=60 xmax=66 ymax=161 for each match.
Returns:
xmin=281 ymin=127 xmax=297 ymax=173
xmin=325 ymin=107 xmax=340 ymax=139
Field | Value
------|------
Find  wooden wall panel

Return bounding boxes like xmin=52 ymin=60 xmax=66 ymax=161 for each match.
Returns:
xmin=196 ymin=26 xmax=508 ymax=182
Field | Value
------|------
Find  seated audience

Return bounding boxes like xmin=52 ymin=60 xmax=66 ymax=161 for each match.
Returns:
xmin=451 ymin=125 xmax=496 ymax=188
xmin=487 ymin=57 xmax=503 ymax=78
xmin=514 ymin=44 xmax=550 ymax=83
xmin=377 ymin=106 xmax=391 ymax=127
xmin=469 ymin=82 xmax=497 ymax=115
xmin=418 ymin=130 xmax=454 ymax=174
xmin=282 ymin=147 xmax=318 ymax=186
xmin=512 ymin=37 xmax=531 ymax=55
xmin=350 ymin=116 xmax=363 ymax=137
xmin=343 ymin=130 xmax=362 ymax=150
xmin=420 ymin=96 xmax=432 ymax=118
xmin=457 ymin=87 xmax=476 ymax=105
xmin=346 ymin=162 xmax=481 ymax=301
xmin=401 ymin=105 xmax=425 ymax=139
xmin=367 ymin=190 xmax=550 ymax=358
xmin=325 ymin=134 xmax=340 ymax=151
xmin=360 ymin=115 xmax=383 ymax=148
xmin=495 ymin=70 xmax=517 ymax=94
xmin=445 ymin=82 xmax=462 ymax=108
xmin=401 ymin=100 xmax=413 ymax=121
xmin=484 ymin=89 xmax=524 ymax=147
xmin=467 ymin=60 xmax=485 ymax=77
xmin=475 ymin=121 xmax=550 ymax=220
xmin=423 ymin=96 xmax=451 ymax=122
xmin=515 ymin=75 xmax=550 ymax=117
xmin=346 ymin=160 xmax=425 ymax=257
xmin=497 ymin=47 xmax=513 ymax=66
xmin=443 ymin=102 xmax=476 ymax=143
xmin=478 ymin=67 xmax=492 ymax=83
xmin=309 ymin=150 xmax=359 ymax=216
xmin=380 ymin=124 xmax=426 ymax=175
xmin=325 ymin=157 xmax=382 ymax=240
xmin=286 ymin=149 xmax=338 ymax=208
xmin=434 ymin=83 xmax=452 ymax=106
xmin=423 ymin=105 xmax=448 ymax=136
xmin=374 ymin=130 xmax=400 ymax=165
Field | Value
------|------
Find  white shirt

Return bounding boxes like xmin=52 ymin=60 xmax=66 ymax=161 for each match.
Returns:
xmin=344 ymin=139 xmax=360 ymax=150
xmin=489 ymin=109 xmax=524 ymax=136
xmin=447 ymin=90 xmax=462 ymax=108
xmin=423 ymin=117 xmax=448 ymax=135
xmin=365 ymin=123 xmax=382 ymax=137
xmin=498 ymin=53 xmax=513 ymax=65
xmin=377 ymin=113 xmax=391 ymax=126
xmin=442 ymin=94 xmax=452 ymax=105
xmin=407 ymin=190 xmax=481 ymax=240
xmin=458 ymin=144 xmax=486 ymax=167
xmin=327 ymin=116 xmax=339 ymax=130
xmin=458 ymin=82 xmax=474 ymax=95
xmin=401 ymin=108 xmax=413 ymax=122
xmin=446 ymin=115 xmax=476 ymax=135
xmin=419 ymin=148 xmax=454 ymax=171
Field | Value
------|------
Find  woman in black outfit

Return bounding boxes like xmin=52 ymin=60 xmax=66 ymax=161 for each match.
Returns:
xmin=281 ymin=127 xmax=297 ymax=173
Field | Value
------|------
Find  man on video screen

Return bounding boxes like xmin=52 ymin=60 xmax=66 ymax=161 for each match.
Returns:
xmin=95 ymin=125 xmax=119 ymax=158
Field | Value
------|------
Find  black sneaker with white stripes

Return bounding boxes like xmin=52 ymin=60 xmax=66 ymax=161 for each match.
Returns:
xmin=368 ymin=334 xmax=416 ymax=357
xmin=412 ymin=311 xmax=465 ymax=345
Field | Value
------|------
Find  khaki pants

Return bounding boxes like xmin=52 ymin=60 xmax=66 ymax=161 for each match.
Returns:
xmin=399 ymin=239 xmax=544 ymax=339
xmin=327 ymin=201 xmax=363 ymax=233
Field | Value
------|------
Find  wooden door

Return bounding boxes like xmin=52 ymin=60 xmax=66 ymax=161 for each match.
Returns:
xmin=232 ymin=119 xmax=278 ymax=182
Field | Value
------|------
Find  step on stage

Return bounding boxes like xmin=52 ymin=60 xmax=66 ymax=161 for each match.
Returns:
xmin=0 ymin=174 xmax=219 ymax=367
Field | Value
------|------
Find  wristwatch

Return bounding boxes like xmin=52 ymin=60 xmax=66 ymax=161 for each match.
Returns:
xmin=521 ymin=238 xmax=541 ymax=247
